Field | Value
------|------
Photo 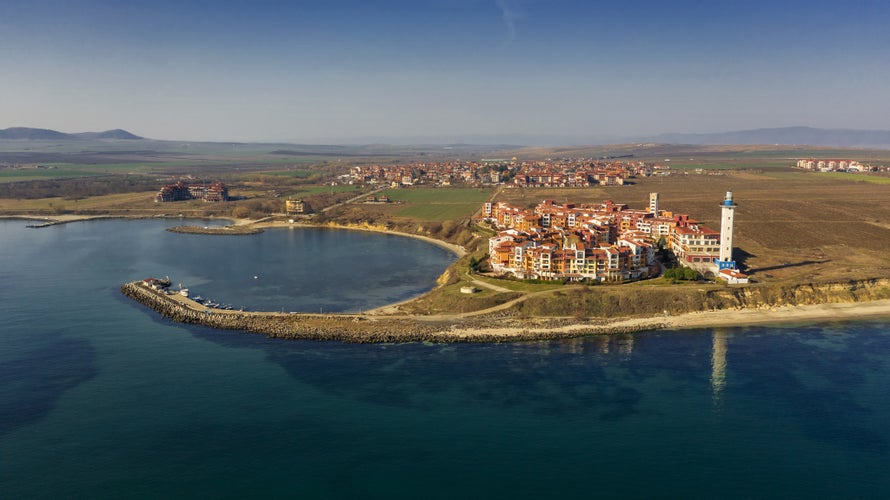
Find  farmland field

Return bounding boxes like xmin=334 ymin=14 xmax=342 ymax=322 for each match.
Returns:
xmin=382 ymin=187 xmax=493 ymax=221
xmin=0 ymin=168 xmax=104 ymax=182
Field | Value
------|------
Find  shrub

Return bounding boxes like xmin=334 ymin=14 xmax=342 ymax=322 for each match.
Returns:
xmin=663 ymin=267 xmax=701 ymax=282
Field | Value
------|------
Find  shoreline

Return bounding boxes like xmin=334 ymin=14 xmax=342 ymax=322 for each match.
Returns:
xmin=443 ymin=300 xmax=890 ymax=339
xmin=122 ymin=280 xmax=890 ymax=343
xmin=1 ymin=214 xmax=468 ymax=257
xmin=10 ymin=214 xmax=890 ymax=341
xmin=263 ymin=220 xmax=468 ymax=257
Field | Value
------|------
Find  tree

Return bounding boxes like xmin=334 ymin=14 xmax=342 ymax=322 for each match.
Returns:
xmin=231 ymin=205 xmax=251 ymax=218
xmin=682 ymin=268 xmax=700 ymax=281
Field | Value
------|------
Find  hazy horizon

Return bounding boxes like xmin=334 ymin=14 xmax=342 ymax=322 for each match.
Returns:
xmin=2 ymin=1 xmax=888 ymax=143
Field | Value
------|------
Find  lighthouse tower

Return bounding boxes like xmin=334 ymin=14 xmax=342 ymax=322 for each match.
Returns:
xmin=717 ymin=191 xmax=737 ymax=270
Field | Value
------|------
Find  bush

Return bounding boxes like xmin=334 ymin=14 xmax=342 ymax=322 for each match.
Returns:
xmin=231 ymin=205 xmax=251 ymax=218
xmin=663 ymin=267 xmax=701 ymax=282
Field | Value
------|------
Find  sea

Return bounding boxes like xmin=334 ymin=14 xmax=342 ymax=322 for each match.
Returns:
xmin=1 ymin=219 xmax=889 ymax=498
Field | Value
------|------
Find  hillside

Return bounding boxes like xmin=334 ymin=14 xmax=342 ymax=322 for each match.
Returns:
xmin=0 ymin=127 xmax=142 ymax=140
xmin=0 ymin=127 xmax=75 ymax=140
xmin=74 ymin=129 xmax=143 ymax=140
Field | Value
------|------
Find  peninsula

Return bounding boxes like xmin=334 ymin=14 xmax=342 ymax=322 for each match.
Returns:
xmin=4 ymin=138 xmax=890 ymax=341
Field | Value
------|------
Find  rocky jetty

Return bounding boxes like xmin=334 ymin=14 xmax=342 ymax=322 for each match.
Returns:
xmin=120 ymin=282 xmax=655 ymax=343
xmin=167 ymin=225 xmax=263 ymax=235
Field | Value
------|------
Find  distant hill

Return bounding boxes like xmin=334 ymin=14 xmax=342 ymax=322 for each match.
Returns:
xmin=4 ymin=125 xmax=889 ymax=148
xmin=646 ymin=126 xmax=890 ymax=148
xmin=0 ymin=127 xmax=77 ymax=140
xmin=74 ymin=129 xmax=143 ymax=140
xmin=0 ymin=127 xmax=142 ymax=140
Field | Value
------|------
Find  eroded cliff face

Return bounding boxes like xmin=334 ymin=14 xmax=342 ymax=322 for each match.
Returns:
xmin=702 ymin=279 xmax=890 ymax=310
xmin=515 ymin=279 xmax=890 ymax=319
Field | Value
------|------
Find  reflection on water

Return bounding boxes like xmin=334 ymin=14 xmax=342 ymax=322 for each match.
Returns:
xmin=711 ymin=329 xmax=728 ymax=406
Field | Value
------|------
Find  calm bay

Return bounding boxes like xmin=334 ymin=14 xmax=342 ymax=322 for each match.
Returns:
xmin=1 ymin=219 xmax=889 ymax=498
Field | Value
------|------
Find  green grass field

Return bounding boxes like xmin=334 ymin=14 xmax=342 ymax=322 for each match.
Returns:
xmin=382 ymin=187 xmax=493 ymax=221
xmin=813 ymin=172 xmax=890 ymax=185
xmin=471 ymin=274 xmax=565 ymax=292
xmin=263 ymin=170 xmax=316 ymax=178
xmin=0 ymin=168 xmax=105 ymax=182
xmin=382 ymin=188 xmax=493 ymax=203
xmin=761 ymin=170 xmax=890 ymax=184
xmin=0 ymin=161 xmax=205 ymax=182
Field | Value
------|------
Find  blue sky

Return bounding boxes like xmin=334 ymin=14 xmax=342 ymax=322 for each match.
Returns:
xmin=1 ymin=0 xmax=889 ymax=143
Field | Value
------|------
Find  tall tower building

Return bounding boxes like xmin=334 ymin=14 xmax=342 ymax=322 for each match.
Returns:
xmin=718 ymin=191 xmax=736 ymax=269
xmin=649 ymin=192 xmax=659 ymax=214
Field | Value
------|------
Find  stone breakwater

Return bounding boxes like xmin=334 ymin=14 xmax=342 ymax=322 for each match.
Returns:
xmin=167 ymin=225 xmax=263 ymax=235
xmin=120 ymin=282 xmax=655 ymax=343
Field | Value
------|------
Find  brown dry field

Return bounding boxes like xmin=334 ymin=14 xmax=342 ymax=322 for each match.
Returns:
xmin=495 ymin=169 xmax=890 ymax=284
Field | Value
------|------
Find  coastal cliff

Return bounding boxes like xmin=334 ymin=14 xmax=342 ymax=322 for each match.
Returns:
xmin=515 ymin=279 xmax=890 ymax=318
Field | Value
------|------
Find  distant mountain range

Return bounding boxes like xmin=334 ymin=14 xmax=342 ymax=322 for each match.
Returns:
xmin=643 ymin=126 xmax=890 ymax=148
xmin=3 ymin=125 xmax=890 ymax=148
xmin=0 ymin=127 xmax=142 ymax=140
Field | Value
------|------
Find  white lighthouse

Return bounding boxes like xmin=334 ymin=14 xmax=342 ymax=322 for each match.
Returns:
xmin=717 ymin=191 xmax=737 ymax=270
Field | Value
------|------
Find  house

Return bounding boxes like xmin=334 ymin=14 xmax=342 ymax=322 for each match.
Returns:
xmin=719 ymin=268 xmax=749 ymax=284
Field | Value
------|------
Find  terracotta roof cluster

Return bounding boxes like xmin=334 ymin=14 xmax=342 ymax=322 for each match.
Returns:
xmin=484 ymin=197 xmax=723 ymax=281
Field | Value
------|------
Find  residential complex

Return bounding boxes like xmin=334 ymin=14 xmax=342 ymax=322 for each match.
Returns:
xmin=794 ymin=158 xmax=890 ymax=173
xmin=285 ymin=198 xmax=310 ymax=215
xmin=795 ymin=159 xmax=865 ymax=172
xmin=483 ymin=193 xmax=738 ymax=283
xmin=344 ymin=158 xmax=651 ymax=187
xmin=155 ymin=181 xmax=229 ymax=203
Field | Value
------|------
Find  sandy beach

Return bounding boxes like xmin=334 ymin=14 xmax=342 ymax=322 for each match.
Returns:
xmin=444 ymin=299 xmax=890 ymax=339
xmin=257 ymin=220 xmax=468 ymax=257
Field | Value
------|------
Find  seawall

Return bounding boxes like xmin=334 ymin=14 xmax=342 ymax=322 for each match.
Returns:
xmin=120 ymin=282 xmax=655 ymax=343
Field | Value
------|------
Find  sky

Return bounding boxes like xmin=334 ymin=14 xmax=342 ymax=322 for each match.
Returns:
xmin=1 ymin=0 xmax=889 ymax=143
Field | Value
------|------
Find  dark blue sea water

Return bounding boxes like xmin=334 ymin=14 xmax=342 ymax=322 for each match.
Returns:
xmin=1 ymin=219 xmax=889 ymax=498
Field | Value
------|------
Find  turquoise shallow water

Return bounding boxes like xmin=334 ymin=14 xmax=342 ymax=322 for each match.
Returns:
xmin=1 ymin=219 xmax=889 ymax=498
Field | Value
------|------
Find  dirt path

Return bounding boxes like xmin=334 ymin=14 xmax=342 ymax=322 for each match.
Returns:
xmin=465 ymin=272 xmax=512 ymax=293
xmin=321 ymin=186 xmax=386 ymax=212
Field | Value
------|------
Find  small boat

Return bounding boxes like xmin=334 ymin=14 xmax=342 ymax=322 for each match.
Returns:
xmin=179 ymin=288 xmax=189 ymax=297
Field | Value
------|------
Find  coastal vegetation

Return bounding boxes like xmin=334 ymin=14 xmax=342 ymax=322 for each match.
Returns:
xmin=662 ymin=267 xmax=701 ymax=282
